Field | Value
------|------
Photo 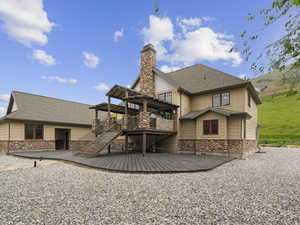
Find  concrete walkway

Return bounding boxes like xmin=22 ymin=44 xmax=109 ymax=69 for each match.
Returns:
xmin=10 ymin=150 xmax=233 ymax=173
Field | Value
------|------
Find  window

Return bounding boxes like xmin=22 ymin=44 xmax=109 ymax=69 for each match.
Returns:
xmin=203 ymin=120 xmax=218 ymax=135
xmin=158 ymin=92 xmax=172 ymax=103
xmin=160 ymin=112 xmax=172 ymax=120
xmin=212 ymin=92 xmax=230 ymax=107
xmin=248 ymin=92 xmax=251 ymax=107
xmin=25 ymin=124 xmax=43 ymax=139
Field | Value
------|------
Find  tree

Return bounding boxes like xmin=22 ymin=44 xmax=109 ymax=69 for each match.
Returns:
xmin=238 ymin=0 xmax=300 ymax=77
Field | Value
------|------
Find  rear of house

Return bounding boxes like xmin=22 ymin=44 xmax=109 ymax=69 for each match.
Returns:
xmin=0 ymin=91 xmax=100 ymax=154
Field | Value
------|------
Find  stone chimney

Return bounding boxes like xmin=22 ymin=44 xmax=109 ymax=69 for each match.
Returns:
xmin=140 ymin=44 xmax=156 ymax=97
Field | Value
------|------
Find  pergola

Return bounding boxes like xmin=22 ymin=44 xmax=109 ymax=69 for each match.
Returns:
xmin=90 ymin=85 xmax=179 ymax=156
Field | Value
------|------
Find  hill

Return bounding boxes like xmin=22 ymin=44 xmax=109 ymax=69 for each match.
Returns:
xmin=258 ymin=89 xmax=300 ymax=146
xmin=252 ymin=65 xmax=300 ymax=98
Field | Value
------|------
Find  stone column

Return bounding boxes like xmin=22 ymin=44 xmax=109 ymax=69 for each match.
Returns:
xmin=138 ymin=99 xmax=150 ymax=129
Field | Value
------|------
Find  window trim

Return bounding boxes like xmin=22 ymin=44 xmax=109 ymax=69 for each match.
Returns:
xmin=157 ymin=91 xmax=172 ymax=103
xmin=203 ymin=120 xmax=219 ymax=135
xmin=212 ymin=92 xmax=230 ymax=107
xmin=24 ymin=124 xmax=44 ymax=140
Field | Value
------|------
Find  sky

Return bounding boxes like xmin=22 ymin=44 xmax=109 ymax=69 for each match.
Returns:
xmin=0 ymin=0 xmax=279 ymax=116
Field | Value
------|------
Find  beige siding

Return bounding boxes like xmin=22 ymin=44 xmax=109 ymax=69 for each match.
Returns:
xmin=44 ymin=125 xmax=94 ymax=141
xmin=10 ymin=122 xmax=24 ymax=140
xmin=0 ymin=123 xmax=9 ymax=140
xmin=180 ymin=121 xmax=196 ymax=139
xmin=196 ymin=112 xmax=227 ymax=139
xmin=245 ymin=90 xmax=257 ymax=140
xmin=227 ymin=117 xmax=242 ymax=139
xmin=191 ymin=87 xmax=246 ymax=112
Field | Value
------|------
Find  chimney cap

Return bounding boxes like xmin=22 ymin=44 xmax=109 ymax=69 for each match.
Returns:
xmin=141 ymin=43 xmax=156 ymax=53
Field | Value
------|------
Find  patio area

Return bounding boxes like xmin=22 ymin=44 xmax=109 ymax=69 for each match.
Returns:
xmin=10 ymin=150 xmax=232 ymax=173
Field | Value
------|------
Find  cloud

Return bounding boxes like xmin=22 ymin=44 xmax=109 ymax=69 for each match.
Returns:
xmin=159 ymin=65 xmax=182 ymax=73
xmin=142 ymin=15 xmax=174 ymax=60
xmin=114 ymin=29 xmax=124 ymax=42
xmin=141 ymin=15 xmax=242 ymax=67
xmin=82 ymin=51 xmax=99 ymax=68
xmin=0 ymin=0 xmax=55 ymax=46
xmin=95 ymin=83 xmax=109 ymax=91
xmin=171 ymin=27 xmax=242 ymax=66
xmin=41 ymin=76 xmax=77 ymax=84
xmin=0 ymin=94 xmax=10 ymax=102
xmin=0 ymin=106 xmax=6 ymax=116
xmin=32 ymin=49 xmax=56 ymax=65
xmin=239 ymin=74 xmax=247 ymax=79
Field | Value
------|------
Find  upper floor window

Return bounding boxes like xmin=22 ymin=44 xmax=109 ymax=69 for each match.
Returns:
xmin=212 ymin=92 xmax=230 ymax=107
xmin=248 ymin=92 xmax=251 ymax=107
xmin=158 ymin=92 xmax=172 ymax=103
xmin=25 ymin=124 xmax=43 ymax=140
xmin=203 ymin=120 xmax=219 ymax=135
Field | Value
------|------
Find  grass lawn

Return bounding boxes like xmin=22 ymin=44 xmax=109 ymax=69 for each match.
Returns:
xmin=258 ymin=89 xmax=300 ymax=146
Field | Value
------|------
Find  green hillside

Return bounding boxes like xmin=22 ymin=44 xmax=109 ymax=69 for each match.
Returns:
xmin=258 ymin=90 xmax=300 ymax=146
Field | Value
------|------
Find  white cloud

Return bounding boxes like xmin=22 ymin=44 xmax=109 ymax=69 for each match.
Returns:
xmin=141 ymin=15 xmax=242 ymax=67
xmin=32 ymin=49 xmax=56 ymax=65
xmin=41 ymin=76 xmax=77 ymax=84
xmin=0 ymin=94 xmax=10 ymax=102
xmin=239 ymin=74 xmax=247 ymax=79
xmin=82 ymin=51 xmax=99 ymax=68
xmin=160 ymin=65 xmax=182 ymax=73
xmin=0 ymin=106 xmax=6 ymax=116
xmin=171 ymin=27 xmax=242 ymax=66
xmin=95 ymin=83 xmax=109 ymax=91
xmin=0 ymin=0 xmax=55 ymax=46
xmin=142 ymin=15 xmax=174 ymax=60
xmin=114 ymin=29 xmax=124 ymax=42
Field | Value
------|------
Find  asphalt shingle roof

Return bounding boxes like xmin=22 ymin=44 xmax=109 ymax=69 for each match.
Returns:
xmin=1 ymin=91 xmax=104 ymax=126
xmin=164 ymin=64 xmax=247 ymax=94
xmin=180 ymin=107 xmax=251 ymax=120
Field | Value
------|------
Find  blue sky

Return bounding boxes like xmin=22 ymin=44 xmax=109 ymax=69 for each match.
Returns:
xmin=0 ymin=0 xmax=278 ymax=115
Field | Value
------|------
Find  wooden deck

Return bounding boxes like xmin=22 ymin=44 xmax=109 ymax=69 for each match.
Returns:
xmin=10 ymin=150 xmax=233 ymax=173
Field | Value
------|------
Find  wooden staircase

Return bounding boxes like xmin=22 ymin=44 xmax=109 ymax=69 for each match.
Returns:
xmin=77 ymin=121 xmax=122 ymax=157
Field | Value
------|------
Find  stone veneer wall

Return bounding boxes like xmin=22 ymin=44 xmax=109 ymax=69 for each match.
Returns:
xmin=140 ymin=44 xmax=156 ymax=97
xmin=7 ymin=140 xmax=55 ymax=152
xmin=69 ymin=141 xmax=93 ymax=151
xmin=138 ymin=112 xmax=151 ymax=129
xmin=177 ymin=139 xmax=257 ymax=159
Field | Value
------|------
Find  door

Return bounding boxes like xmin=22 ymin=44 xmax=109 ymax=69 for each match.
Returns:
xmin=55 ymin=128 xmax=71 ymax=150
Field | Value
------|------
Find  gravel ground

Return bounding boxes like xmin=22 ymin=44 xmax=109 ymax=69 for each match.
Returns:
xmin=0 ymin=147 xmax=299 ymax=225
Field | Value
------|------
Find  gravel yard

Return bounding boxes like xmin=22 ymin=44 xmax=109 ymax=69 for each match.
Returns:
xmin=0 ymin=147 xmax=299 ymax=225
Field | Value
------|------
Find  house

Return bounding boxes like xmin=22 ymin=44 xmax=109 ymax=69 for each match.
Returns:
xmin=0 ymin=91 xmax=104 ymax=154
xmin=82 ymin=44 xmax=261 ymax=159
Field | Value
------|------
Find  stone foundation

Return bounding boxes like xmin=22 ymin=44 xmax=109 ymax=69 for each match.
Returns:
xmin=7 ymin=140 xmax=55 ymax=153
xmin=69 ymin=141 xmax=93 ymax=151
xmin=178 ymin=139 xmax=258 ymax=158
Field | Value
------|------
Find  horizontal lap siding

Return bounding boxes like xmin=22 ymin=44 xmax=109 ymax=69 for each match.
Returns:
xmin=0 ymin=123 xmax=8 ymax=140
xmin=180 ymin=121 xmax=196 ymax=139
xmin=227 ymin=117 xmax=242 ymax=139
xmin=196 ymin=112 xmax=227 ymax=139
xmin=10 ymin=122 xmax=24 ymax=140
xmin=44 ymin=125 xmax=94 ymax=141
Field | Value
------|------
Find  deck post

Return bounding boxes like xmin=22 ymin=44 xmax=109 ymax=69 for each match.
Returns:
xmin=143 ymin=132 xmax=146 ymax=157
xmin=108 ymin=96 xmax=111 ymax=127
xmin=108 ymin=144 xmax=111 ymax=154
xmin=124 ymin=90 xmax=129 ymax=129
xmin=125 ymin=134 xmax=128 ymax=153
xmin=143 ymin=99 xmax=147 ymax=112
xmin=173 ymin=109 xmax=178 ymax=132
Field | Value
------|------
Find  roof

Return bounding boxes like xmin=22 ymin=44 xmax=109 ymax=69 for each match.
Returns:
xmin=90 ymin=102 xmax=139 ymax=115
xmin=180 ymin=107 xmax=251 ymax=120
xmin=131 ymin=64 xmax=261 ymax=105
xmin=1 ymin=91 xmax=104 ymax=126
xmin=165 ymin=64 xmax=246 ymax=94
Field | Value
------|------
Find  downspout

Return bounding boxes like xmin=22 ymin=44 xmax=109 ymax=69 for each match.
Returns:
xmin=7 ymin=120 xmax=11 ymax=154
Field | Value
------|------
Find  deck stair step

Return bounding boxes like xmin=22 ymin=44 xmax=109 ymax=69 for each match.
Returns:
xmin=77 ymin=127 xmax=122 ymax=157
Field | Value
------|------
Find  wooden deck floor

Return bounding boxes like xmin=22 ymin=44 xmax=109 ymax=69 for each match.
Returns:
xmin=10 ymin=150 xmax=233 ymax=173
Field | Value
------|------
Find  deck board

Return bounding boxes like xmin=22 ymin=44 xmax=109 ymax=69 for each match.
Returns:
xmin=10 ymin=150 xmax=233 ymax=173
